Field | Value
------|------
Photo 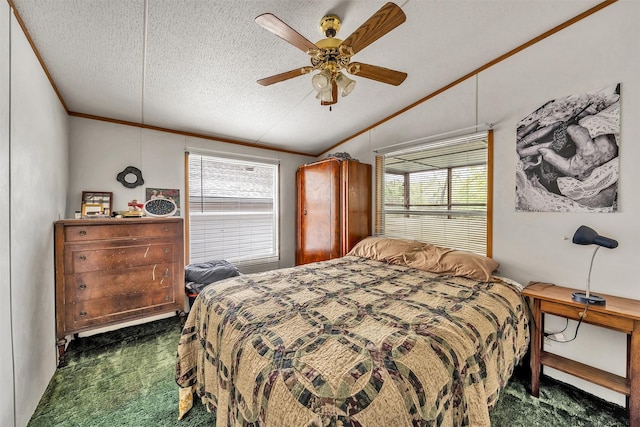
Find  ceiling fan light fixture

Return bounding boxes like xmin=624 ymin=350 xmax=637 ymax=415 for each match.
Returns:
xmin=311 ymin=69 xmax=332 ymax=92
xmin=335 ymin=72 xmax=356 ymax=97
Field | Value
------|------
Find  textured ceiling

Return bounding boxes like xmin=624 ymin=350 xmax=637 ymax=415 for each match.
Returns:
xmin=11 ymin=0 xmax=605 ymax=155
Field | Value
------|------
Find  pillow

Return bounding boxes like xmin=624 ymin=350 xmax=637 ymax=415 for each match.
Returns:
xmin=347 ymin=236 xmax=424 ymax=264
xmin=348 ymin=236 xmax=499 ymax=281
xmin=404 ymin=244 xmax=499 ymax=282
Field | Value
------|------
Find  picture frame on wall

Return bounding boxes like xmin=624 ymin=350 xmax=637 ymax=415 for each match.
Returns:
xmin=515 ymin=83 xmax=620 ymax=213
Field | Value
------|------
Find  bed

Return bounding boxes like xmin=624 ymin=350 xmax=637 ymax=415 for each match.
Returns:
xmin=175 ymin=237 xmax=530 ymax=426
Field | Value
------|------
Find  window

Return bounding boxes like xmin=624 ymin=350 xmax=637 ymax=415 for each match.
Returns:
xmin=375 ymin=130 xmax=492 ymax=255
xmin=187 ymin=153 xmax=279 ymax=271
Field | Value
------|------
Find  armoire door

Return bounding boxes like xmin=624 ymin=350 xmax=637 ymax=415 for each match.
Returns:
xmin=341 ymin=160 xmax=372 ymax=255
xmin=296 ymin=159 xmax=341 ymax=265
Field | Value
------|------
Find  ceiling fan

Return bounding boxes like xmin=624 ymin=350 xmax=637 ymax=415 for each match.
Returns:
xmin=255 ymin=2 xmax=408 ymax=107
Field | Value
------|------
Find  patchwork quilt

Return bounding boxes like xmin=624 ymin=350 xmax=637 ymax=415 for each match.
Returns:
xmin=176 ymin=256 xmax=529 ymax=426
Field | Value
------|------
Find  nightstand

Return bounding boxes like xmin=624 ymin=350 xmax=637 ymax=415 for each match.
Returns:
xmin=522 ymin=281 xmax=640 ymax=427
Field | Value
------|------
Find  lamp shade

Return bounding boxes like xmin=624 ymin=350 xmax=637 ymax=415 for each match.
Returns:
xmin=335 ymin=72 xmax=356 ymax=97
xmin=315 ymin=89 xmax=333 ymax=103
xmin=311 ymin=69 xmax=332 ymax=92
xmin=572 ymin=225 xmax=618 ymax=249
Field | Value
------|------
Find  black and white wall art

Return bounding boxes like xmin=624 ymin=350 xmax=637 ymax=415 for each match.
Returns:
xmin=516 ymin=83 xmax=620 ymax=212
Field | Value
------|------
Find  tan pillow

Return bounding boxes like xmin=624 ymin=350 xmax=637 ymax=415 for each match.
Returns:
xmin=347 ymin=236 xmax=424 ymax=264
xmin=404 ymin=245 xmax=499 ymax=281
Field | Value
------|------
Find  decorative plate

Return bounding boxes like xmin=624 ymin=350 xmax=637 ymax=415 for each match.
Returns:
xmin=117 ymin=166 xmax=144 ymax=188
xmin=143 ymin=198 xmax=177 ymax=217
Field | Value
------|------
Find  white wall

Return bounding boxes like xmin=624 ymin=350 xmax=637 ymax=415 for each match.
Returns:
xmin=0 ymin=2 xmax=14 ymax=426
xmin=332 ymin=0 xmax=638 ymax=405
xmin=2 ymin=6 xmax=69 ymax=427
xmin=68 ymin=117 xmax=314 ymax=269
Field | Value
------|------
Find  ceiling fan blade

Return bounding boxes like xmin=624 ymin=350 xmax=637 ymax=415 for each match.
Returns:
xmin=341 ymin=2 xmax=406 ymax=55
xmin=257 ymin=68 xmax=311 ymax=86
xmin=321 ymin=81 xmax=338 ymax=106
xmin=255 ymin=13 xmax=318 ymax=53
xmin=348 ymin=63 xmax=407 ymax=86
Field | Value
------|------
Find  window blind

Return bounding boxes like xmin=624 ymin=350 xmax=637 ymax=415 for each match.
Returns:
xmin=188 ymin=153 xmax=279 ymax=269
xmin=376 ymin=130 xmax=492 ymax=255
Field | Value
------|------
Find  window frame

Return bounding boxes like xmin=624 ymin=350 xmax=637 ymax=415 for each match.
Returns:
xmin=185 ymin=151 xmax=280 ymax=271
xmin=375 ymin=130 xmax=493 ymax=256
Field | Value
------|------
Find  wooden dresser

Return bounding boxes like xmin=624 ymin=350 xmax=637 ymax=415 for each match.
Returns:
xmin=54 ymin=217 xmax=185 ymax=366
xmin=296 ymin=158 xmax=371 ymax=265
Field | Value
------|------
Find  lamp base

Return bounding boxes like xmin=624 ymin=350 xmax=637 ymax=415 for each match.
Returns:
xmin=572 ymin=292 xmax=606 ymax=305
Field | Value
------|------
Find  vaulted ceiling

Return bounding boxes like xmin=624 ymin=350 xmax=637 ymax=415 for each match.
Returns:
xmin=11 ymin=0 xmax=606 ymax=156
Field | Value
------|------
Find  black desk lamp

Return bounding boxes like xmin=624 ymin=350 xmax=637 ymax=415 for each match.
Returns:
xmin=571 ymin=225 xmax=618 ymax=305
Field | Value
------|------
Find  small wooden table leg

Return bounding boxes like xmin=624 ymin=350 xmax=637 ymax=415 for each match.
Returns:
xmin=56 ymin=337 xmax=67 ymax=368
xmin=629 ymin=320 xmax=639 ymax=427
xmin=530 ymin=298 xmax=542 ymax=397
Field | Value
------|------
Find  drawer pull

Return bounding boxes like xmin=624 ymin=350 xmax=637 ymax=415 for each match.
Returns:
xmin=164 ymin=248 xmax=170 ymax=254
xmin=79 ymin=283 xmax=87 ymax=290
xmin=80 ymin=311 xmax=87 ymax=317
xmin=163 ymin=227 xmax=169 ymax=232
xmin=164 ymin=269 xmax=170 ymax=278
xmin=79 ymin=230 xmax=87 ymax=236
xmin=79 ymin=255 xmax=86 ymax=261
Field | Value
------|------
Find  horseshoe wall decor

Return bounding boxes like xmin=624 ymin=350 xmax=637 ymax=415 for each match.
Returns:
xmin=117 ymin=166 xmax=145 ymax=188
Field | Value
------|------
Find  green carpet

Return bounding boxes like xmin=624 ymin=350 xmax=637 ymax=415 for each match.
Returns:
xmin=28 ymin=317 xmax=629 ymax=426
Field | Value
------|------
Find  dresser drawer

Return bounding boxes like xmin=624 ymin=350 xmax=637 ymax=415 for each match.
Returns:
xmin=68 ymin=289 xmax=176 ymax=328
xmin=67 ymin=262 xmax=176 ymax=302
xmin=66 ymin=242 xmax=176 ymax=273
xmin=64 ymin=221 xmax=180 ymax=242
xmin=541 ymin=300 xmax=635 ymax=333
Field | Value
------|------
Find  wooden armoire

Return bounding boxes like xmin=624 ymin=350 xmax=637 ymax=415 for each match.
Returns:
xmin=296 ymin=158 xmax=372 ymax=265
